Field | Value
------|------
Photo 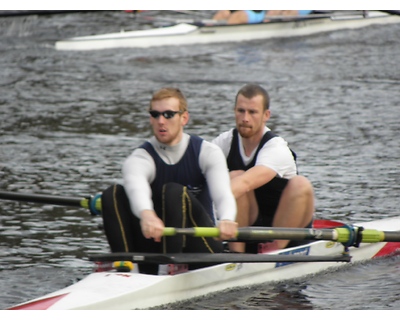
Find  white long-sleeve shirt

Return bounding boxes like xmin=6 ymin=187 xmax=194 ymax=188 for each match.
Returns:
xmin=122 ymin=133 xmax=237 ymax=223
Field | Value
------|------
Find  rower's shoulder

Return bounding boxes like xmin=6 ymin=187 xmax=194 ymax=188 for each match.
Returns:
xmin=211 ymin=128 xmax=234 ymax=144
xmin=201 ymin=139 xmax=224 ymax=152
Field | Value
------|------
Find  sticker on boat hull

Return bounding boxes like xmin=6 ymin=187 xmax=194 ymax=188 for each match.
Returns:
xmin=225 ymin=263 xmax=237 ymax=271
xmin=325 ymin=241 xmax=336 ymax=248
xmin=275 ymin=246 xmax=311 ymax=268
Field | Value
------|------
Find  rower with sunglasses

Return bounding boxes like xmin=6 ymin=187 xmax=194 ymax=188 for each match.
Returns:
xmin=101 ymin=87 xmax=238 ymax=274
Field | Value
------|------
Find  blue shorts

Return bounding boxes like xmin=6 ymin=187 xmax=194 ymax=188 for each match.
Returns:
xmin=298 ymin=10 xmax=312 ymax=15
xmin=244 ymin=10 xmax=266 ymax=24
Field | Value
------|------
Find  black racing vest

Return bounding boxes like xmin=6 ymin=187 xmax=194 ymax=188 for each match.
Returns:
xmin=140 ymin=135 xmax=214 ymax=222
xmin=226 ymin=129 xmax=297 ymax=227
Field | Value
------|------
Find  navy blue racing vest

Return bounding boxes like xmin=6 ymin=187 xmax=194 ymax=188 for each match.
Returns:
xmin=226 ymin=129 xmax=297 ymax=227
xmin=140 ymin=135 xmax=214 ymax=222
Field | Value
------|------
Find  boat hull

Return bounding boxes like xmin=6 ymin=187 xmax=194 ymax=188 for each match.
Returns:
xmin=55 ymin=12 xmax=400 ymax=51
xmin=8 ymin=216 xmax=400 ymax=310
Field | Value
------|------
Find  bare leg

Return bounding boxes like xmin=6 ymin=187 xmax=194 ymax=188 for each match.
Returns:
xmin=263 ymin=10 xmax=300 ymax=23
xmin=266 ymin=10 xmax=299 ymax=17
xmin=228 ymin=172 xmax=315 ymax=253
xmin=227 ymin=11 xmax=249 ymax=24
xmin=267 ymin=176 xmax=315 ymax=250
xmin=212 ymin=10 xmax=232 ymax=21
xmin=228 ymin=170 xmax=259 ymax=252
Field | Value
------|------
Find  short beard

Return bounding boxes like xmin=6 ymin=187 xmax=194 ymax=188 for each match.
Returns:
xmin=237 ymin=126 xmax=253 ymax=138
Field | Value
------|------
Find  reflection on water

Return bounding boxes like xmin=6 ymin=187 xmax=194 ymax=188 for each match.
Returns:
xmin=0 ymin=11 xmax=400 ymax=309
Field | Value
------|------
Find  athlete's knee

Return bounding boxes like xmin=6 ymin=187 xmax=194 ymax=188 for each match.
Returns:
xmin=227 ymin=11 xmax=249 ymax=24
xmin=213 ymin=10 xmax=231 ymax=20
xmin=289 ymin=176 xmax=315 ymax=216
xmin=163 ymin=182 xmax=185 ymax=199
xmin=288 ymin=176 xmax=313 ymax=194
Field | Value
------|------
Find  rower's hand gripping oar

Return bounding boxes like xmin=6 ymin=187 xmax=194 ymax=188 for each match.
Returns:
xmin=163 ymin=225 xmax=400 ymax=248
xmin=0 ymin=190 xmax=102 ymax=215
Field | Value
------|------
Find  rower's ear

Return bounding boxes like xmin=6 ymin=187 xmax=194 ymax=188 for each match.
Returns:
xmin=181 ymin=111 xmax=189 ymax=126
xmin=263 ymin=109 xmax=271 ymax=122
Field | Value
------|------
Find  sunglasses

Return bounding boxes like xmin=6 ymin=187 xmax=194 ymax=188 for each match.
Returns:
xmin=149 ymin=110 xmax=182 ymax=119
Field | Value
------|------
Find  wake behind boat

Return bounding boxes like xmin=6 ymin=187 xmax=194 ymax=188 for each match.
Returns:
xmin=55 ymin=11 xmax=400 ymax=51
xmin=7 ymin=216 xmax=400 ymax=310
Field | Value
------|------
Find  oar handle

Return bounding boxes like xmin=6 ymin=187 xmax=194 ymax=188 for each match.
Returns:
xmin=163 ymin=227 xmax=220 ymax=238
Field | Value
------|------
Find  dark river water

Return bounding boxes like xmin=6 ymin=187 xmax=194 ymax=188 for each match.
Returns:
xmin=1 ymin=11 xmax=400 ymax=310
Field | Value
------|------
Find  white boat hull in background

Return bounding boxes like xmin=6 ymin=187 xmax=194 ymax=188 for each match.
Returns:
xmin=55 ymin=11 xmax=400 ymax=51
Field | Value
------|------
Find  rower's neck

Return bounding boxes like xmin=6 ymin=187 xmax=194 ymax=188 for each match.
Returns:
xmin=241 ymin=133 xmax=262 ymax=157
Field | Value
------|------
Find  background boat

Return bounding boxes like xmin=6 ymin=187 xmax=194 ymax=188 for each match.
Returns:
xmin=0 ymin=10 xmax=400 ymax=310
xmin=54 ymin=11 xmax=400 ymax=50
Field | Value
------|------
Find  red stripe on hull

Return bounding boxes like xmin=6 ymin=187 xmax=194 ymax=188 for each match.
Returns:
xmin=8 ymin=293 xmax=69 ymax=310
xmin=313 ymin=219 xmax=345 ymax=228
xmin=374 ymin=242 xmax=400 ymax=258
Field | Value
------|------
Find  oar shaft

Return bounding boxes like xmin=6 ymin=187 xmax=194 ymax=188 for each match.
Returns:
xmin=0 ymin=190 xmax=102 ymax=213
xmin=163 ymin=226 xmax=400 ymax=245
xmin=236 ymin=227 xmax=338 ymax=241
xmin=336 ymin=228 xmax=400 ymax=243
xmin=359 ymin=229 xmax=400 ymax=243
xmin=0 ymin=190 xmax=83 ymax=206
xmin=164 ymin=227 xmax=338 ymax=241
